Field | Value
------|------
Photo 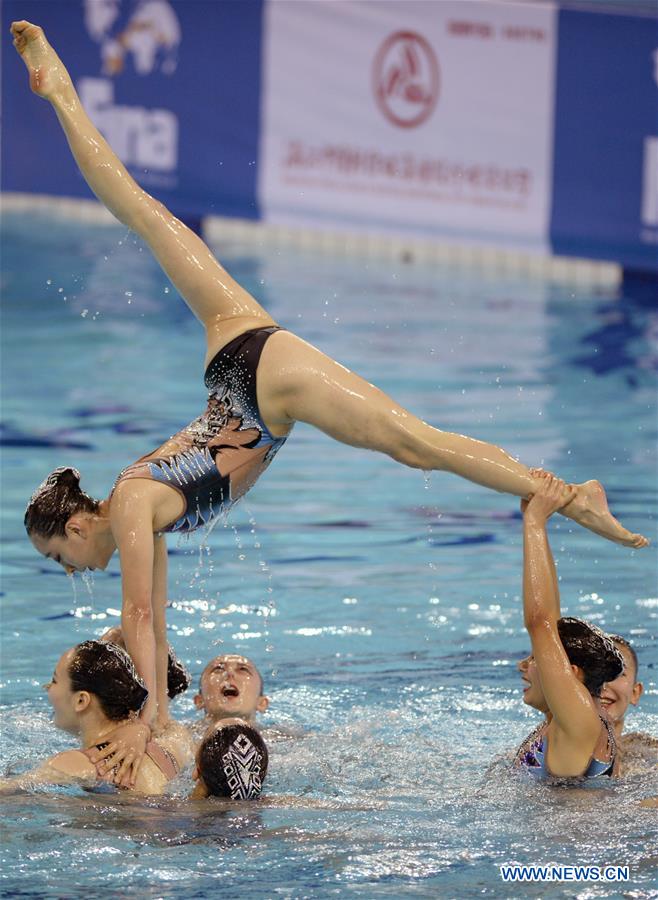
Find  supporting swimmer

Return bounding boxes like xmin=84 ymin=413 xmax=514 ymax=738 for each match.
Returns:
xmin=514 ymin=473 xmax=624 ymax=780
xmin=193 ymin=653 xmax=268 ymax=730
xmin=0 ymin=641 xmax=193 ymax=795
xmin=602 ymin=636 xmax=657 ymax=776
xmin=191 ymin=719 xmax=269 ymax=800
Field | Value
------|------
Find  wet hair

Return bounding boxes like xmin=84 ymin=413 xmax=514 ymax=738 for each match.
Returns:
xmin=557 ymin=617 xmax=624 ymax=697
xmin=100 ymin=626 xmax=189 ymax=700
xmin=24 ymin=467 xmax=100 ymax=538
xmin=197 ymin=723 xmax=268 ymax=800
xmin=168 ymin=650 xmax=192 ymax=699
xmin=608 ymin=634 xmax=639 ymax=680
xmin=68 ymin=640 xmax=148 ymax=721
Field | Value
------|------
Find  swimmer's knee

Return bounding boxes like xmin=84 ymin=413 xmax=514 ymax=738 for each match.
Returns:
xmin=385 ymin=434 xmax=442 ymax=471
xmin=384 ymin=425 xmax=454 ymax=471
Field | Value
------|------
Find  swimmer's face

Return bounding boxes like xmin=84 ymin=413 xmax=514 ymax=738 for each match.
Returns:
xmin=517 ymin=654 xmax=549 ymax=713
xmin=600 ymin=643 xmax=643 ymax=724
xmin=43 ymin=649 xmax=84 ymax=733
xmin=31 ymin=519 xmax=109 ymax=575
xmin=194 ymin=654 xmax=268 ymax=722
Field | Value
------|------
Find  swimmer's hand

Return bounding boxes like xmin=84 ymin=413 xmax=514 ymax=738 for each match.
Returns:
xmin=10 ymin=21 xmax=73 ymax=100
xmin=86 ymin=720 xmax=150 ymax=788
xmin=521 ymin=472 xmax=575 ymax=523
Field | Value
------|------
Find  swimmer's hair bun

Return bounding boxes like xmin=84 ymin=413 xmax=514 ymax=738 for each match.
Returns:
xmin=25 ymin=466 xmax=98 ymax=539
xmin=51 ymin=466 xmax=82 ymax=488
xmin=557 ymin=617 xmax=624 ymax=696
xmin=168 ymin=650 xmax=192 ymax=699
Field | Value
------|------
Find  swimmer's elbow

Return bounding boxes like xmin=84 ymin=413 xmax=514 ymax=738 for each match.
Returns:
xmin=122 ymin=597 xmax=154 ymax=629
xmin=524 ymin=611 xmax=554 ymax=636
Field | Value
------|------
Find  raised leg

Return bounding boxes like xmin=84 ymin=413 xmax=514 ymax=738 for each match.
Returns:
xmin=11 ymin=21 xmax=275 ymax=365
xmin=257 ymin=332 xmax=649 ymax=548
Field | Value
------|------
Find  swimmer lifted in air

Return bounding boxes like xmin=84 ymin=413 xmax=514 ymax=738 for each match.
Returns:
xmin=11 ymin=21 xmax=648 ymax=784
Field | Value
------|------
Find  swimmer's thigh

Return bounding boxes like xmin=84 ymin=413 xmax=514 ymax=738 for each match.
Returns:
xmin=257 ymin=331 xmax=428 ymax=462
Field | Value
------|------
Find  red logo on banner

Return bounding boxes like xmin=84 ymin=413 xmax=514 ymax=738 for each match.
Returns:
xmin=373 ymin=31 xmax=440 ymax=128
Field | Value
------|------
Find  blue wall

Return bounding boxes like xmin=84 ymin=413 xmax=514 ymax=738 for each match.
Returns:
xmin=551 ymin=8 xmax=658 ymax=272
xmin=1 ymin=0 xmax=264 ymax=220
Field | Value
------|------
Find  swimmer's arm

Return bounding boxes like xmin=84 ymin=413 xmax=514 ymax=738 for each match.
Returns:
xmin=152 ymin=534 xmax=170 ymax=731
xmin=111 ymin=482 xmax=157 ymax=729
xmin=522 ymin=510 xmax=600 ymax=743
xmin=0 ymin=751 xmax=97 ymax=793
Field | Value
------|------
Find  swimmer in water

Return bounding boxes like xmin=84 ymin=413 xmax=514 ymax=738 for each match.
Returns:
xmin=601 ymin=636 xmax=657 ymax=777
xmin=514 ymin=472 xmax=624 ymax=780
xmin=193 ymin=654 xmax=268 ymax=734
xmin=0 ymin=641 xmax=193 ymax=795
xmin=191 ymin=718 xmax=269 ymax=800
xmin=11 ymin=21 xmax=648 ymax=783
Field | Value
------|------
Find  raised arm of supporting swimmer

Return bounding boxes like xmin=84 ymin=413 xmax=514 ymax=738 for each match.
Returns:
xmin=521 ymin=474 xmax=601 ymax=746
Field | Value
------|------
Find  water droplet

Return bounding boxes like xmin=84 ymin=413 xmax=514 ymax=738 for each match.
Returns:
xmin=46 ymin=279 xmax=52 ymax=285
xmin=81 ymin=309 xmax=89 ymax=318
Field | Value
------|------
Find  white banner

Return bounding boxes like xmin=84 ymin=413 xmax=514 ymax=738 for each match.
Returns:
xmin=259 ymin=0 xmax=557 ymax=249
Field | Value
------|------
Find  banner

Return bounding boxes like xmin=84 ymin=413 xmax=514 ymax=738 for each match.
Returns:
xmin=258 ymin=0 xmax=557 ymax=251
xmin=1 ymin=0 xmax=264 ymax=220
xmin=551 ymin=8 xmax=658 ymax=272
xmin=2 ymin=1 xmax=657 ymax=274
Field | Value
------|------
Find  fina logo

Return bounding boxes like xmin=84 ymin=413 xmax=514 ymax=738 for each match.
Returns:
xmin=78 ymin=0 xmax=180 ymax=173
xmin=372 ymin=31 xmax=440 ymax=129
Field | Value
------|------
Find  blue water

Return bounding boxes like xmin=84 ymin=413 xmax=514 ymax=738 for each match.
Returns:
xmin=1 ymin=210 xmax=657 ymax=899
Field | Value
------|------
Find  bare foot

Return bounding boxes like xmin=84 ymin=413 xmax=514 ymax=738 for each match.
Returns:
xmin=560 ymin=480 xmax=649 ymax=549
xmin=10 ymin=21 xmax=72 ymax=100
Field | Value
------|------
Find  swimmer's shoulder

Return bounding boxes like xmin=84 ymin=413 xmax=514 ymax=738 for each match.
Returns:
xmin=40 ymin=749 xmax=98 ymax=782
xmin=156 ymin=721 xmax=195 ymax=769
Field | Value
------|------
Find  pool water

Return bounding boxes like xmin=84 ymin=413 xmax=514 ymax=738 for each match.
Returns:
xmin=1 ymin=210 xmax=657 ymax=898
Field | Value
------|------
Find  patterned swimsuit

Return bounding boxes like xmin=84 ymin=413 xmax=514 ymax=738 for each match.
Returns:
xmin=113 ymin=326 xmax=287 ymax=532
xmin=514 ymin=716 xmax=617 ymax=780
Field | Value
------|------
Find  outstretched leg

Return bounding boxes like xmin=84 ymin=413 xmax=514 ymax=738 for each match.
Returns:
xmin=11 ymin=20 xmax=275 ymax=366
xmin=257 ymin=332 xmax=649 ymax=548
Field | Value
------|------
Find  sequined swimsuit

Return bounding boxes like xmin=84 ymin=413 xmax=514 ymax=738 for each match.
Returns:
xmin=113 ymin=327 xmax=287 ymax=533
xmin=514 ymin=716 xmax=617 ymax=780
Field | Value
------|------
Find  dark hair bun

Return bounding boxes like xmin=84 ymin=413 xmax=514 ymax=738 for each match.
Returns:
xmin=557 ymin=617 xmax=624 ymax=696
xmin=69 ymin=640 xmax=148 ymax=721
xmin=168 ymin=651 xmax=192 ymax=699
xmin=54 ymin=466 xmax=81 ymax=488
xmin=25 ymin=467 xmax=99 ymax=539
